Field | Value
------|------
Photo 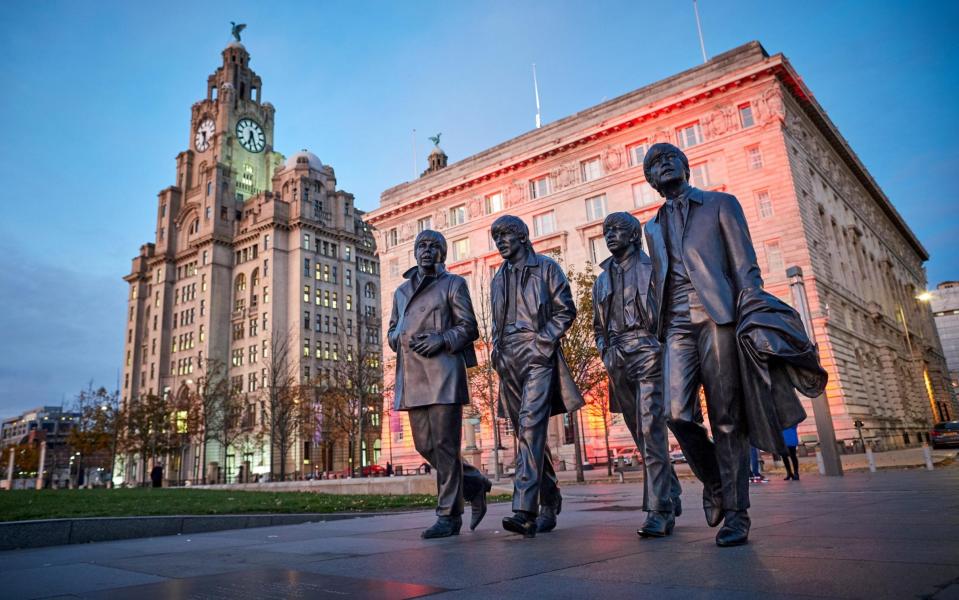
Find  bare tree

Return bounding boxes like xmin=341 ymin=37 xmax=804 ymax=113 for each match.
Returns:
xmin=190 ymin=359 xmax=245 ymax=483
xmin=559 ymin=264 xmax=608 ymax=482
xmin=325 ymin=313 xmax=383 ymax=476
xmin=261 ymin=329 xmax=301 ymax=481
xmin=120 ymin=393 xmax=176 ymax=485
xmin=69 ymin=382 xmax=122 ymax=484
xmin=467 ymin=267 xmax=504 ymax=481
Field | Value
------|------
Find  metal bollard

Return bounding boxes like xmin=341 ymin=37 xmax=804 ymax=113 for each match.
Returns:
xmin=865 ymin=447 xmax=876 ymax=473
xmin=922 ymin=444 xmax=934 ymax=471
xmin=815 ymin=450 xmax=825 ymax=475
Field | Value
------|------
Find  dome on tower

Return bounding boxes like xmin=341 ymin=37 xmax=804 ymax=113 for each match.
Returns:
xmin=226 ymin=41 xmax=246 ymax=51
xmin=285 ymin=150 xmax=324 ymax=171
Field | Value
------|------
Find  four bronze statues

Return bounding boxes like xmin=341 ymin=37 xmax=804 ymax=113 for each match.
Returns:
xmin=391 ymin=144 xmax=823 ymax=547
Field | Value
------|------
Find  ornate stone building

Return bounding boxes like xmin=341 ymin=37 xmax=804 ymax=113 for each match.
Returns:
xmin=930 ymin=281 xmax=959 ymax=402
xmin=365 ymin=41 xmax=955 ymax=472
xmin=121 ymin=38 xmax=381 ymax=484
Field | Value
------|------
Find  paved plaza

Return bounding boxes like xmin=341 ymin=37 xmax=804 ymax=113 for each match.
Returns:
xmin=1 ymin=465 xmax=958 ymax=599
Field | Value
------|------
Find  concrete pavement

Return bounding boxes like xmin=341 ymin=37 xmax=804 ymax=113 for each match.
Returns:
xmin=2 ymin=464 xmax=958 ymax=599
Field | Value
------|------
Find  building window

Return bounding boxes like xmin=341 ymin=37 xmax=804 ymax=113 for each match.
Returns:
xmin=739 ymin=103 xmax=755 ymax=128
xmin=581 ymin=157 xmax=603 ymax=182
xmin=264 ymin=234 xmax=271 ymax=250
xmin=584 ymin=194 xmax=608 ymax=222
xmin=485 ymin=192 xmax=504 ymax=214
xmin=303 ymin=285 xmax=310 ymax=303
xmin=532 ymin=211 xmax=556 ymax=237
xmin=676 ymin=122 xmax=704 ymax=149
xmin=451 ymin=237 xmax=471 ymax=262
xmin=529 ymin=175 xmax=551 ymax=199
xmin=627 ymin=140 xmax=648 ymax=167
xmin=304 ymin=258 xmax=310 ymax=277
xmin=331 ymin=292 xmax=338 ymax=309
xmin=756 ymin=190 xmax=774 ymax=219
xmin=633 ymin=181 xmax=658 ymax=207
xmin=346 ymin=294 xmax=352 ymax=311
xmin=449 ymin=204 xmax=467 ymax=227
xmin=304 ymin=311 xmax=310 ymax=329
xmin=690 ymin=163 xmax=711 ymax=188
xmin=417 ymin=216 xmax=432 ymax=233
xmin=389 ymin=259 xmax=399 ymax=277
xmin=315 ymin=287 xmax=321 ymax=305
xmin=589 ymin=235 xmax=611 ymax=264
xmin=746 ymin=145 xmax=763 ymax=170
xmin=765 ymin=240 xmax=784 ymax=276
xmin=387 ymin=228 xmax=398 ymax=248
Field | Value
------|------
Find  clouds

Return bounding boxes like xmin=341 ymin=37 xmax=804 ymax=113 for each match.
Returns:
xmin=0 ymin=239 xmax=125 ymax=416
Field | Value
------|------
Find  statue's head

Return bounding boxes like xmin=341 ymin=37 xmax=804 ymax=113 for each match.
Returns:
xmin=643 ymin=142 xmax=690 ymax=195
xmin=603 ymin=212 xmax=642 ymax=256
xmin=490 ymin=215 xmax=532 ymax=261
xmin=414 ymin=229 xmax=447 ymax=266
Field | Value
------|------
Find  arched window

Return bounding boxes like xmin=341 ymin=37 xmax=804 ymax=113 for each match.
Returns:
xmin=250 ymin=268 xmax=260 ymax=305
xmin=235 ymin=273 xmax=247 ymax=293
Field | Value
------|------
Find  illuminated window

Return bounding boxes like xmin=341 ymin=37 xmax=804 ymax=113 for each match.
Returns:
xmin=765 ymin=240 xmax=784 ymax=275
xmin=451 ymin=237 xmax=471 ymax=262
xmin=676 ymin=122 xmax=703 ymax=149
xmin=533 ymin=211 xmax=556 ymax=237
xmin=739 ymin=103 xmax=755 ymax=128
xmin=529 ymin=175 xmax=551 ymax=199
xmin=584 ymin=194 xmax=608 ymax=222
xmin=485 ymin=192 xmax=504 ymax=214
xmin=303 ymin=285 xmax=310 ymax=303
xmin=633 ymin=181 xmax=658 ymax=207
xmin=690 ymin=163 xmax=711 ymax=188
xmin=589 ymin=236 xmax=611 ymax=264
xmin=627 ymin=140 xmax=648 ymax=167
xmin=747 ymin=145 xmax=763 ymax=170
xmin=449 ymin=204 xmax=467 ymax=226
xmin=581 ymin=157 xmax=603 ymax=182
xmin=756 ymin=190 xmax=774 ymax=219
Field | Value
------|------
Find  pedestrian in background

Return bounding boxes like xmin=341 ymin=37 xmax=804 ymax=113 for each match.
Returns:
xmin=781 ymin=426 xmax=800 ymax=481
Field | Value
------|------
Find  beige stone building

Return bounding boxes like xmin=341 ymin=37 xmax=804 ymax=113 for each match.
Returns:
xmin=365 ymin=42 xmax=955 ymax=472
xmin=121 ymin=40 xmax=382 ymax=484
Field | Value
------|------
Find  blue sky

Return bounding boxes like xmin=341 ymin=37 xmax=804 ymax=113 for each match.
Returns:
xmin=1 ymin=1 xmax=956 ymax=416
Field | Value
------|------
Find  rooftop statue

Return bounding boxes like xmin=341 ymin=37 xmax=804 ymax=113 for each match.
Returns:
xmin=429 ymin=133 xmax=442 ymax=147
xmin=230 ymin=22 xmax=246 ymax=42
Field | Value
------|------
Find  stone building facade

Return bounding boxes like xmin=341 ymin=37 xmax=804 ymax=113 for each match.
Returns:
xmin=365 ymin=41 xmax=955 ymax=472
xmin=121 ymin=39 xmax=382 ymax=484
xmin=930 ymin=281 xmax=959 ymax=403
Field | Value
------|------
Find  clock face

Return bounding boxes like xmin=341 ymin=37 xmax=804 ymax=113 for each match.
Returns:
xmin=194 ymin=118 xmax=215 ymax=152
xmin=236 ymin=118 xmax=266 ymax=153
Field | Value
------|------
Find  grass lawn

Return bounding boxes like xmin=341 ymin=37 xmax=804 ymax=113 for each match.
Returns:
xmin=0 ymin=488 xmax=512 ymax=522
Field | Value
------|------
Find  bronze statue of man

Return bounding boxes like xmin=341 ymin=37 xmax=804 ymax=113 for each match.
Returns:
xmin=388 ymin=230 xmax=492 ymax=538
xmin=593 ymin=211 xmax=682 ymax=538
xmin=643 ymin=142 xmax=763 ymax=547
xmin=490 ymin=215 xmax=584 ymax=537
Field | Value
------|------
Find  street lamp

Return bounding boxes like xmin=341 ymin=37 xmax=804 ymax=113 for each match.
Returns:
xmin=787 ymin=266 xmax=843 ymax=476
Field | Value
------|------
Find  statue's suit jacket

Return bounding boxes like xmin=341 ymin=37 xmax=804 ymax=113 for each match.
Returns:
xmin=591 ymin=249 xmax=655 ymax=414
xmin=643 ymin=187 xmax=763 ymax=339
xmin=388 ymin=266 xmax=478 ymax=411
xmin=490 ymin=252 xmax=585 ymax=416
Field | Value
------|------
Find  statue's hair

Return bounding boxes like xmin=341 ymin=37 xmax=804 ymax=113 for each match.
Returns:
xmin=490 ymin=215 xmax=533 ymax=249
xmin=413 ymin=229 xmax=447 ymax=263
xmin=603 ymin=212 xmax=642 ymax=247
xmin=643 ymin=142 xmax=690 ymax=194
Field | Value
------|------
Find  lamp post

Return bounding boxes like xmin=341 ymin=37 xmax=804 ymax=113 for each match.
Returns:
xmin=787 ymin=266 xmax=843 ymax=476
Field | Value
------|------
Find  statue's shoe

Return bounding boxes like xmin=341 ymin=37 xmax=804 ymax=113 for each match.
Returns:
xmin=638 ymin=511 xmax=675 ymax=538
xmin=421 ymin=515 xmax=462 ymax=539
xmin=502 ymin=512 xmax=537 ymax=538
xmin=470 ymin=479 xmax=493 ymax=531
xmin=703 ymin=492 xmax=724 ymax=528
xmin=715 ymin=510 xmax=750 ymax=547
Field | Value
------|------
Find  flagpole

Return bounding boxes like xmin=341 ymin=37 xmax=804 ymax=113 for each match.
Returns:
xmin=412 ymin=129 xmax=417 ymax=179
xmin=693 ymin=0 xmax=708 ymax=63
xmin=532 ymin=63 xmax=542 ymax=129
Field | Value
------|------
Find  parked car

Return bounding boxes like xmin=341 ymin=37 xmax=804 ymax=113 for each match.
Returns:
xmin=611 ymin=447 xmax=642 ymax=466
xmin=669 ymin=448 xmax=687 ymax=464
xmin=337 ymin=464 xmax=387 ymax=478
xmin=931 ymin=421 xmax=959 ymax=449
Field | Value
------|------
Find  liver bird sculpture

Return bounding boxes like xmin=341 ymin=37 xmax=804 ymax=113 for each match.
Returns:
xmin=429 ymin=133 xmax=442 ymax=147
xmin=231 ymin=22 xmax=247 ymax=42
